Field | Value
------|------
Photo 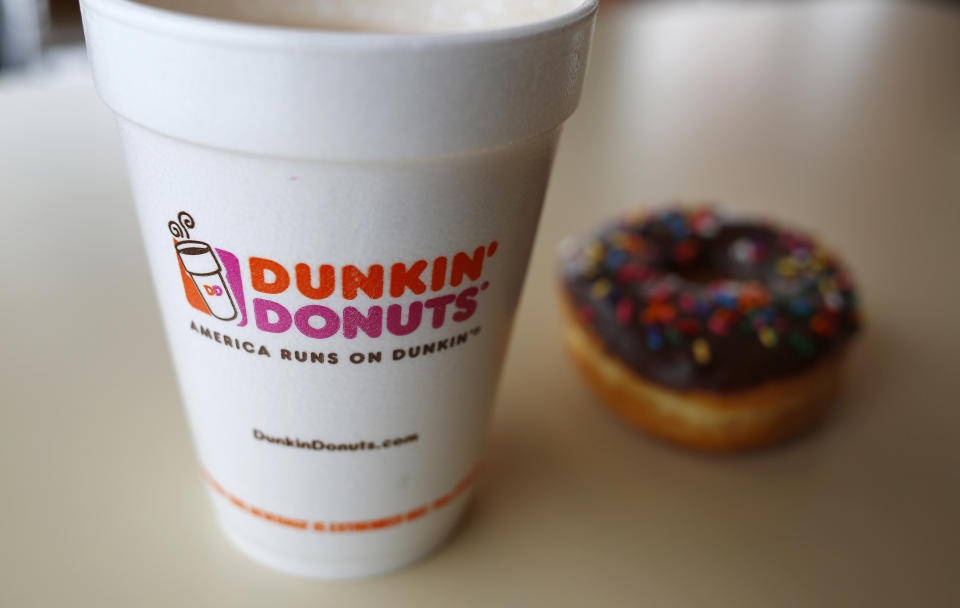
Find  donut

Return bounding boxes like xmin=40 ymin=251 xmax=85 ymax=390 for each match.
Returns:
xmin=559 ymin=206 xmax=861 ymax=452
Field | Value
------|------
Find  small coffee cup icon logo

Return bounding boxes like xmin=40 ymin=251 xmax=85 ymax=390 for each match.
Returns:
xmin=170 ymin=212 xmax=238 ymax=322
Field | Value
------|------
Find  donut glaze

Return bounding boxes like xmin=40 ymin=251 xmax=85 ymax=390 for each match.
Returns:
xmin=561 ymin=207 xmax=861 ymax=392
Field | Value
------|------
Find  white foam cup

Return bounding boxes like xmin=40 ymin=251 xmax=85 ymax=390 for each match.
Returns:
xmin=81 ymin=0 xmax=597 ymax=579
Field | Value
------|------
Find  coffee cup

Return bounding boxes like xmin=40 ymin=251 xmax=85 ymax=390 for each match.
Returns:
xmin=81 ymin=0 xmax=598 ymax=579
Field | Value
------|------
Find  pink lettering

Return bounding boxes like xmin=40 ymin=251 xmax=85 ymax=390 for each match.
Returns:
xmin=253 ymin=299 xmax=292 ymax=334
xmin=386 ymin=302 xmax=423 ymax=336
xmin=294 ymin=305 xmax=341 ymax=339
xmin=342 ymin=306 xmax=383 ymax=339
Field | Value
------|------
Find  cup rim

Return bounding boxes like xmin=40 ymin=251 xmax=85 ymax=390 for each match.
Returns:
xmin=80 ymin=0 xmax=598 ymax=49
xmin=175 ymin=239 xmax=213 ymax=253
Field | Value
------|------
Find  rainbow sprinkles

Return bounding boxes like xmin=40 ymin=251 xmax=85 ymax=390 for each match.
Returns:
xmin=562 ymin=206 xmax=861 ymax=392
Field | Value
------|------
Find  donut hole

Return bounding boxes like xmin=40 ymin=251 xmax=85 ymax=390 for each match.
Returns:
xmin=670 ymin=264 xmax=738 ymax=285
xmin=666 ymin=231 xmax=774 ymax=285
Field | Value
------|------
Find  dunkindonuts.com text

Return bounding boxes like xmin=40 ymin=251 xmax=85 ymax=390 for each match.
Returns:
xmin=252 ymin=428 xmax=419 ymax=452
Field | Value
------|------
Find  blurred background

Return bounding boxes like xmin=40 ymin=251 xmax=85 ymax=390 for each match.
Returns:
xmin=1 ymin=1 xmax=958 ymax=606
xmin=0 ymin=0 xmax=85 ymax=80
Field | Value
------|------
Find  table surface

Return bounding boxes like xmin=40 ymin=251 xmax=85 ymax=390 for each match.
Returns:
xmin=2 ymin=2 xmax=958 ymax=606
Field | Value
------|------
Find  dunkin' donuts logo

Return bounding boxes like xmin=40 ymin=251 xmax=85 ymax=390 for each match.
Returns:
xmin=170 ymin=212 xmax=242 ymax=323
xmin=169 ymin=211 xmax=494 ymax=341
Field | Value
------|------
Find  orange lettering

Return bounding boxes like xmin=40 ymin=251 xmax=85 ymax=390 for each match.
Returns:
xmin=450 ymin=246 xmax=485 ymax=287
xmin=296 ymin=263 xmax=336 ymax=299
xmin=431 ymin=256 xmax=447 ymax=291
xmin=370 ymin=515 xmax=402 ymax=529
xmin=342 ymin=264 xmax=384 ymax=299
xmin=278 ymin=517 xmax=308 ymax=530
xmin=250 ymin=257 xmax=290 ymax=294
xmin=405 ymin=506 xmax=428 ymax=521
xmin=202 ymin=467 xmax=477 ymax=536
xmin=390 ymin=260 xmax=428 ymax=297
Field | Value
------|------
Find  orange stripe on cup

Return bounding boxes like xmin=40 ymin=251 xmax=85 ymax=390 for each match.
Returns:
xmin=405 ymin=506 xmax=429 ymax=521
xmin=202 ymin=467 xmax=478 ymax=533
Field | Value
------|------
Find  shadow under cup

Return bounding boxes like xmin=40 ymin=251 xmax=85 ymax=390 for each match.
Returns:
xmin=81 ymin=0 xmax=598 ymax=580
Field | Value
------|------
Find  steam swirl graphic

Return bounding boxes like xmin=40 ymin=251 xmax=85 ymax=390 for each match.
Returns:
xmin=168 ymin=211 xmax=196 ymax=239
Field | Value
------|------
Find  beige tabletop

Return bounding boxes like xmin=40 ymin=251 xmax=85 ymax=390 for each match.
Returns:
xmin=2 ymin=1 xmax=958 ymax=606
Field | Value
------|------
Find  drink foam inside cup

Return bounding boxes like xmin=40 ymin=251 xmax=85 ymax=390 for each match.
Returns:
xmin=133 ymin=0 xmax=587 ymax=32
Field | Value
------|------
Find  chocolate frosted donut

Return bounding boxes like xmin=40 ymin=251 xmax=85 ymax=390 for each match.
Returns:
xmin=559 ymin=207 xmax=861 ymax=451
